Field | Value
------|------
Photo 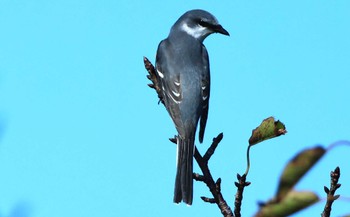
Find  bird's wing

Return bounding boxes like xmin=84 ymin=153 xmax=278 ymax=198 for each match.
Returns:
xmin=199 ymin=45 xmax=210 ymax=143
xmin=155 ymin=40 xmax=184 ymax=135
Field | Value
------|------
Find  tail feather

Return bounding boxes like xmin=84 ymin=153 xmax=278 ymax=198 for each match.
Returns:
xmin=174 ymin=137 xmax=183 ymax=203
xmin=173 ymin=135 xmax=194 ymax=205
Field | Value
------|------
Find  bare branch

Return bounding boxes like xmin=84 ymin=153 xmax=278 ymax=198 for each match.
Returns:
xmin=194 ymin=140 xmax=234 ymax=217
xmin=321 ymin=167 xmax=341 ymax=217
xmin=193 ymin=173 xmax=205 ymax=182
xmin=234 ymin=174 xmax=251 ymax=217
xmin=203 ymin=133 xmax=223 ymax=162
xmin=201 ymin=196 xmax=216 ymax=204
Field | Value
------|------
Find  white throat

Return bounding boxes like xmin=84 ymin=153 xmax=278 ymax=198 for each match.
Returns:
xmin=180 ymin=22 xmax=210 ymax=39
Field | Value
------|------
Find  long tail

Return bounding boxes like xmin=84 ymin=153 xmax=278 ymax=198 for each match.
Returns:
xmin=173 ymin=135 xmax=194 ymax=205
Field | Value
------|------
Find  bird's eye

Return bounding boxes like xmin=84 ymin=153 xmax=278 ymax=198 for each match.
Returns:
xmin=199 ymin=19 xmax=209 ymax=27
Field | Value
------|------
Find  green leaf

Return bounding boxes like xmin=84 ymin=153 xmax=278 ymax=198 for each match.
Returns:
xmin=276 ymin=146 xmax=326 ymax=200
xmin=249 ymin=117 xmax=287 ymax=146
xmin=255 ymin=191 xmax=319 ymax=217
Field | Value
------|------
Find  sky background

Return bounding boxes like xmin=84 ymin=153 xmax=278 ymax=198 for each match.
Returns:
xmin=0 ymin=1 xmax=349 ymax=217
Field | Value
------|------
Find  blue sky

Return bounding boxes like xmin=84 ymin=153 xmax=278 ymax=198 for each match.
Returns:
xmin=0 ymin=1 xmax=349 ymax=216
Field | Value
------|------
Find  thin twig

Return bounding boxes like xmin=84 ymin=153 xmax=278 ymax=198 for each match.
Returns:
xmin=234 ymin=174 xmax=251 ymax=217
xmin=194 ymin=143 xmax=234 ymax=217
xmin=201 ymin=196 xmax=216 ymax=203
xmin=203 ymin=133 xmax=223 ymax=162
xmin=321 ymin=167 xmax=341 ymax=217
xmin=193 ymin=173 xmax=205 ymax=182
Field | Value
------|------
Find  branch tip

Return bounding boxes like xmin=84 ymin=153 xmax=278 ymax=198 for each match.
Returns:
xmin=193 ymin=173 xmax=205 ymax=182
xmin=234 ymin=173 xmax=250 ymax=217
xmin=201 ymin=196 xmax=216 ymax=204
xmin=203 ymin=132 xmax=224 ymax=162
xmin=321 ymin=167 xmax=342 ymax=217
xmin=169 ymin=137 xmax=177 ymax=144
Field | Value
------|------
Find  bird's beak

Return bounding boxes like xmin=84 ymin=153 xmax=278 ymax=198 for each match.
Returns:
xmin=213 ymin=24 xmax=230 ymax=36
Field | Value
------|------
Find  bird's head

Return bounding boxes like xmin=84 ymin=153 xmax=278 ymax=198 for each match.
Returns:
xmin=171 ymin=9 xmax=229 ymax=42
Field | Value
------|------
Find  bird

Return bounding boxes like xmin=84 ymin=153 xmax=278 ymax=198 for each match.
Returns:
xmin=155 ymin=9 xmax=229 ymax=205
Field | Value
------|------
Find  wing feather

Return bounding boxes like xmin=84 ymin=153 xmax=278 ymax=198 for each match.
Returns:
xmin=199 ymin=45 xmax=210 ymax=143
xmin=156 ymin=40 xmax=184 ymax=134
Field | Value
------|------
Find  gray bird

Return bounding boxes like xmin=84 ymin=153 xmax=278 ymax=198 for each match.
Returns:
xmin=155 ymin=9 xmax=229 ymax=205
